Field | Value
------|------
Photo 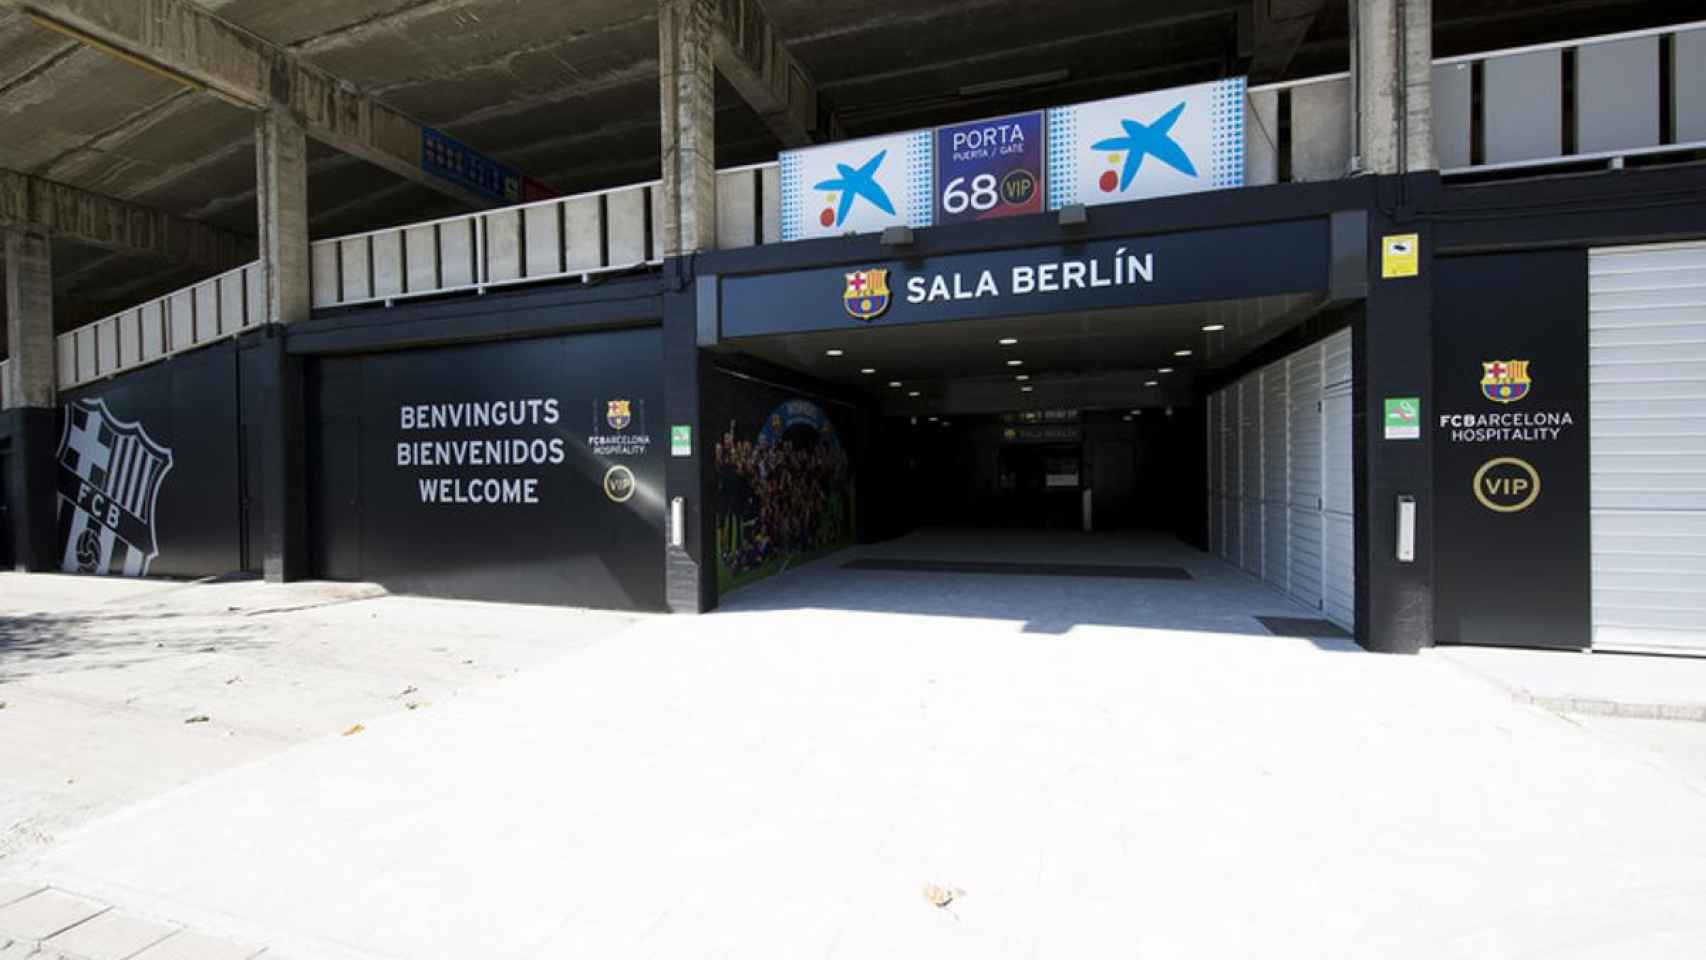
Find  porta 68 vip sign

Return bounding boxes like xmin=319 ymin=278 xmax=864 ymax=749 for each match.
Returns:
xmin=934 ymin=112 xmax=1044 ymax=226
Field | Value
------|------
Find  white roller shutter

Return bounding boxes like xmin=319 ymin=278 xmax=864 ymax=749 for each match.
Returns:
xmin=1261 ymin=366 xmax=1289 ymax=586
xmin=1240 ymin=377 xmax=1263 ymax=574
xmin=1589 ymin=242 xmax=1706 ymax=654
xmin=1322 ymin=330 xmax=1356 ymax=631
xmin=1205 ymin=328 xmax=1356 ymax=633
xmin=1286 ymin=344 xmax=1325 ymax=611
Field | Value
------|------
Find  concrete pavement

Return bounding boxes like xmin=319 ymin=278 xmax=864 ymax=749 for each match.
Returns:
xmin=3 ymin=539 xmax=1705 ymax=958
xmin=0 ymin=573 xmax=641 ymax=862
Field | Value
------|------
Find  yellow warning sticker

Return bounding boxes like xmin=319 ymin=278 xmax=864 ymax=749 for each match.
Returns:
xmin=1382 ymin=233 xmax=1420 ymax=278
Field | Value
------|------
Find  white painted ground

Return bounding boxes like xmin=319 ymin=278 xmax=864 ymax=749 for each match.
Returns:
xmin=3 ymin=538 xmax=1705 ymax=959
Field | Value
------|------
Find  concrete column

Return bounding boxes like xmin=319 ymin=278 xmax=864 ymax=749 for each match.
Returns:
xmin=3 ymin=228 xmax=56 ymax=409
xmin=1356 ymin=0 xmax=1434 ymax=174
xmin=255 ymin=105 xmax=311 ymax=326
xmin=253 ymin=105 xmax=310 ymax=582
xmin=658 ymin=0 xmax=717 ymax=256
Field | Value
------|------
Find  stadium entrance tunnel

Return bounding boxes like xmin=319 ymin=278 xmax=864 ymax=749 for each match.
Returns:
xmin=704 ymin=292 xmax=1359 ymax=638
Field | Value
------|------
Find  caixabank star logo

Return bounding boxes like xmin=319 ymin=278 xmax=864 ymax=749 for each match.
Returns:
xmin=1481 ymin=359 xmax=1531 ymax=404
xmin=55 ymin=398 xmax=173 ymax=576
xmin=842 ymin=268 xmax=891 ymax=321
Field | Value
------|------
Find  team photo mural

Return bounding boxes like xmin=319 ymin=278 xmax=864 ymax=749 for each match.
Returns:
xmin=713 ymin=395 xmax=856 ymax=593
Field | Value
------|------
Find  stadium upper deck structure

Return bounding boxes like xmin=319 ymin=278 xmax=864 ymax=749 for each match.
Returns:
xmin=4 ymin=0 xmax=1706 ymax=656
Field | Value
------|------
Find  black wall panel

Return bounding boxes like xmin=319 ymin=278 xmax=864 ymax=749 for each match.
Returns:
xmin=1433 ymin=251 xmax=1591 ymax=649
xmin=58 ymin=343 xmax=246 ymax=579
xmin=306 ymin=328 xmax=666 ymax=610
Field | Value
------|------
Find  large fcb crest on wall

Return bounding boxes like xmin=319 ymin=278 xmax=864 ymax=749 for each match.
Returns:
xmin=55 ymin=398 xmax=174 ymax=576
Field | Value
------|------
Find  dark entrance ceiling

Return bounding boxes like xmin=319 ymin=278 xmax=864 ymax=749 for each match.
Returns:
xmin=0 ymin=0 xmax=1697 ymax=345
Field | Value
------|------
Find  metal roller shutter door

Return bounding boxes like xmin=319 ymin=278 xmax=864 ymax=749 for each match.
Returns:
xmin=1322 ymin=330 xmax=1356 ymax=632
xmin=1286 ymin=343 xmax=1325 ymax=612
xmin=1203 ymin=329 xmax=1355 ymax=634
xmin=1239 ymin=377 xmax=1263 ymax=574
xmin=1261 ymin=366 xmax=1289 ymax=587
xmin=1589 ymin=242 xmax=1706 ymax=654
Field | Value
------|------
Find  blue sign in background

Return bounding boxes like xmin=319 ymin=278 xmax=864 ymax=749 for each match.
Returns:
xmin=933 ymin=111 xmax=1045 ymax=226
xmin=421 ymin=128 xmax=523 ymax=204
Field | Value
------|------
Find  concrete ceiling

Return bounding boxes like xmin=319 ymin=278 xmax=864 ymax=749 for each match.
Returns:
xmin=2 ymin=0 xmax=1700 ymax=349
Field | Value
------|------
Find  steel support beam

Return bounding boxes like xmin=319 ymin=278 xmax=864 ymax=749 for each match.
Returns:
xmin=0 ymin=168 xmax=254 ymax=274
xmin=5 ymin=0 xmax=497 ymax=208
xmin=712 ymin=0 xmax=830 ymax=148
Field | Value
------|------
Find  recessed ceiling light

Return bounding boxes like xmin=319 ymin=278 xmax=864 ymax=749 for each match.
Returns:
xmin=860 ymin=367 xmax=876 ymax=374
xmin=908 ymin=390 xmax=921 ymax=397
xmin=1158 ymin=367 xmax=1174 ymax=374
xmin=998 ymin=337 xmax=1019 ymax=345
xmin=1145 ymin=380 xmax=1159 ymax=386
xmin=1201 ymin=324 xmax=1225 ymax=332
xmin=888 ymin=380 xmax=902 ymax=387
xmin=826 ymin=348 xmax=844 ymax=356
xmin=1130 ymin=409 xmax=1141 ymax=414
xmin=1020 ymin=385 xmax=1034 ymax=392
xmin=1014 ymin=374 xmax=1030 ymax=381
xmin=1174 ymin=349 xmax=1192 ymax=357
xmin=1122 ymin=415 xmax=1133 ymax=422
xmin=1006 ymin=359 xmax=1023 ymax=367
xmin=927 ymin=416 xmax=938 ymax=422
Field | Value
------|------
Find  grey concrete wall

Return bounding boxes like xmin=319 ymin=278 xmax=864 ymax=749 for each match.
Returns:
xmin=1578 ymin=37 xmax=1660 ymax=154
xmin=1292 ymin=80 xmax=1351 ymax=182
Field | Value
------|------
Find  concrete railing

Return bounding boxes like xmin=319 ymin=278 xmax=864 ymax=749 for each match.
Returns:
xmin=309 ymin=180 xmax=666 ymax=310
xmin=55 ymin=260 xmax=267 ymax=391
xmin=1247 ymin=20 xmax=1706 ymax=183
xmin=0 ymin=358 xmax=11 ymax=409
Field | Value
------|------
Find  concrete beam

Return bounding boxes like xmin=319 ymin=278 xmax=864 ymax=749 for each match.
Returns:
xmin=1356 ymin=0 xmax=1434 ymax=174
xmin=711 ymin=0 xmax=830 ymax=148
xmin=255 ymin=106 xmax=309 ymax=328
xmin=1249 ymin=0 xmax=1325 ymax=84
xmin=3 ymin=227 xmax=55 ymax=408
xmin=660 ymin=0 xmax=717 ymax=256
xmin=6 ymin=0 xmax=496 ymax=209
xmin=0 ymin=168 xmax=254 ymax=274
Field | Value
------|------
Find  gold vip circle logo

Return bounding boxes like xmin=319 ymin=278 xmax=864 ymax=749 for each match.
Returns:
xmin=1473 ymin=457 xmax=1541 ymax=513
xmin=602 ymin=464 xmax=636 ymax=503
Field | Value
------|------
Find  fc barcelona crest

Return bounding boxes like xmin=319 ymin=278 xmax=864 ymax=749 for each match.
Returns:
xmin=606 ymin=399 xmax=633 ymax=431
xmin=1481 ymin=359 xmax=1532 ymax=404
xmin=842 ymin=268 xmax=891 ymax=321
xmin=55 ymin=398 xmax=173 ymax=577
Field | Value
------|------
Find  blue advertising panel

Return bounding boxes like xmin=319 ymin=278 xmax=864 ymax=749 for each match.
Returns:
xmin=933 ymin=111 xmax=1045 ymax=226
xmin=421 ymin=127 xmax=524 ymax=204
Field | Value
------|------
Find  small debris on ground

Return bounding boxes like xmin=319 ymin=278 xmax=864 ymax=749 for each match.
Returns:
xmin=225 ymin=675 xmax=242 ymax=685
xmin=342 ymin=723 xmax=365 ymax=737
xmin=405 ymin=702 xmax=422 ymax=711
xmin=398 ymin=685 xmax=418 ymax=697
xmin=922 ymin=883 xmax=963 ymax=909
xmin=461 ymin=659 xmax=474 ymax=666
xmin=198 ymin=646 xmax=217 ymax=653
xmin=185 ymin=714 xmax=210 ymax=724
